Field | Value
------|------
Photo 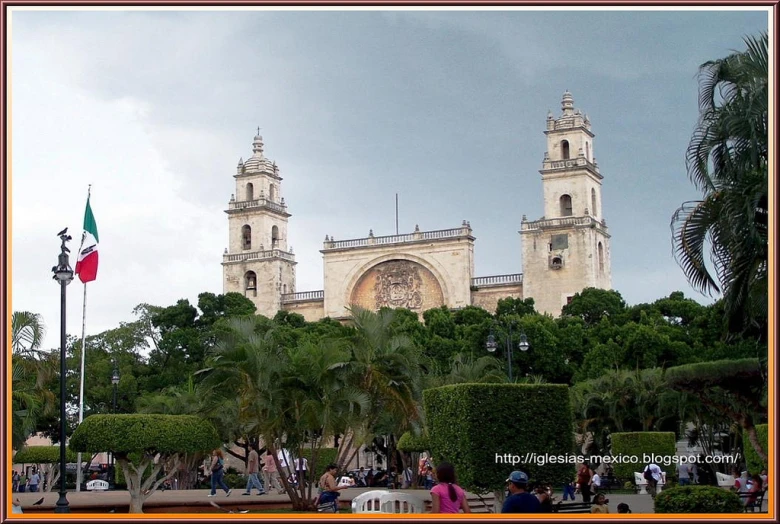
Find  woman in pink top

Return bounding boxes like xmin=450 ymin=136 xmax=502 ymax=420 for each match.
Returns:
xmin=430 ymin=462 xmax=471 ymax=514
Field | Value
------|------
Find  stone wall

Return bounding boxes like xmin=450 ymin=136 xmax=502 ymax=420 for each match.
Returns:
xmin=470 ymin=283 xmax=524 ymax=312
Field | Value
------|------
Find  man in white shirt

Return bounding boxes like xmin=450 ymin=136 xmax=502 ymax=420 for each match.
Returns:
xmin=591 ymin=471 xmax=601 ymax=491
xmin=294 ymin=456 xmax=308 ymax=487
xmin=644 ymin=464 xmax=663 ymax=499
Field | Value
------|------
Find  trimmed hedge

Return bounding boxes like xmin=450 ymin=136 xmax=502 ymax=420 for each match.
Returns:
xmin=397 ymin=432 xmax=430 ymax=453
xmin=69 ymin=414 xmax=221 ymax=455
xmin=424 ymin=383 xmax=574 ymax=493
xmin=14 ymin=446 xmax=77 ymax=464
xmin=743 ymin=424 xmax=768 ymax=474
xmin=610 ymin=432 xmax=676 ymax=481
xmin=654 ymin=486 xmax=743 ymax=513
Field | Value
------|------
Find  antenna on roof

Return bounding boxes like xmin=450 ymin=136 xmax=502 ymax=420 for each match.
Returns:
xmin=395 ymin=193 xmax=399 ymax=235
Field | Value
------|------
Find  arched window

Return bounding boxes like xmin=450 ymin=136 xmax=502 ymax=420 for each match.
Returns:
xmin=245 ymin=271 xmax=257 ymax=290
xmin=598 ymin=242 xmax=604 ymax=273
xmin=269 ymin=184 xmax=276 ymax=202
xmin=245 ymin=271 xmax=257 ymax=297
xmin=591 ymin=188 xmax=597 ymax=216
xmin=271 ymin=225 xmax=279 ymax=247
xmin=246 ymin=182 xmax=254 ymax=201
xmin=561 ymin=140 xmax=570 ymax=160
xmin=242 ymin=225 xmax=252 ymax=250
xmin=585 ymin=142 xmax=590 ymax=161
xmin=560 ymin=194 xmax=573 ymax=217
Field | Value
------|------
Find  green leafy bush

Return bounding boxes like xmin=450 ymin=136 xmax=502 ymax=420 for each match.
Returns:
xmin=654 ymin=486 xmax=742 ymax=513
xmin=299 ymin=448 xmax=338 ymax=478
xmin=610 ymin=432 xmax=676 ymax=481
xmin=424 ymin=383 xmax=574 ymax=493
xmin=69 ymin=414 xmax=221 ymax=455
xmin=743 ymin=424 xmax=768 ymax=474
xmin=397 ymin=432 xmax=430 ymax=453
xmin=223 ymin=473 xmax=246 ymax=489
xmin=13 ymin=446 xmax=77 ymax=464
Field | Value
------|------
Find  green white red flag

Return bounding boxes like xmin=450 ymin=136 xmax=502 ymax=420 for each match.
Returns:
xmin=75 ymin=196 xmax=99 ymax=283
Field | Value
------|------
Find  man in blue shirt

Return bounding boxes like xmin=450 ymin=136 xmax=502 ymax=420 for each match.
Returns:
xmin=502 ymin=471 xmax=540 ymax=513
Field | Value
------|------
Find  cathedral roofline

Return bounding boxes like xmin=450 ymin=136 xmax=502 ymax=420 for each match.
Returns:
xmin=321 ymin=224 xmax=475 ymax=253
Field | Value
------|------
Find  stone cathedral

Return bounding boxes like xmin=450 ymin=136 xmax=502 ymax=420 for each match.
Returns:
xmin=222 ymin=92 xmax=612 ymax=320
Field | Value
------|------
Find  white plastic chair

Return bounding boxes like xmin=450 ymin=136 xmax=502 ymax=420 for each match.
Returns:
xmin=380 ymin=492 xmax=424 ymax=514
xmin=634 ymin=472 xmax=648 ymax=495
xmin=717 ymin=472 xmax=736 ymax=489
xmin=351 ymin=490 xmax=389 ymax=513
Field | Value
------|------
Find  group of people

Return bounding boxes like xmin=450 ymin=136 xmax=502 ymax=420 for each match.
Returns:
xmin=205 ymin=446 xmax=312 ymax=498
xmin=731 ymin=468 xmax=767 ymax=507
xmin=11 ymin=469 xmax=41 ymax=493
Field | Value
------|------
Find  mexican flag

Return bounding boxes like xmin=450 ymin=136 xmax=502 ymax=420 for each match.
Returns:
xmin=75 ymin=196 xmax=99 ymax=283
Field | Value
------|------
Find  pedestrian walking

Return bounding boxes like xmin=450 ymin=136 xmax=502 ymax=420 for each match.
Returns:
xmin=677 ymin=462 xmax=691 ymax=486
xmin=28 ymin=471 xmax=40 ymax=493
xmin=262 ymin=453 xmax=284 ymax=494
xmin=12 ymin=471 xmax=20 ymax=492
xmin=643 ymin=463 xmax=662 ymax=499
xmin=243 ymin=445 xmax=265 ymax=495
xmin=430 ymin=462 xmax=470 ymax=514
xmin=208 ymin=449 xmax=232 ymax=497
xmin=294 ymin=456 xmax=308 ymax=488
xmin=577 ymin=464 xmax=592 ymax=503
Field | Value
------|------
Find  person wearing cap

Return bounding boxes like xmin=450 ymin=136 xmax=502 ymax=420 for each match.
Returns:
xmin=501 ymin=471 xmax=540 ymax=513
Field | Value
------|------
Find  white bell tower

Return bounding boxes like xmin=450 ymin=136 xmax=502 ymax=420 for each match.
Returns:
xmin=520 ymin=92 xmax=612 ymax=316
xmin=222 ymin=131 xmax=296 ymax=317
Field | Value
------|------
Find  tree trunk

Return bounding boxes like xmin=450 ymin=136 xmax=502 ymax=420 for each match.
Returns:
xmin=493 ymin=489 xmax=505 ymax=513
xmin=742 ymin=419 xmax=768 ymax=462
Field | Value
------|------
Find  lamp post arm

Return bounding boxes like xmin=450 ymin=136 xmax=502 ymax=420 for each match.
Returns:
xmin=507 ymin=322 xmax=513 ymax=382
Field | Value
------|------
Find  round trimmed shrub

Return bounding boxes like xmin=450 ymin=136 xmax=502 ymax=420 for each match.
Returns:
xmin=654 ymin=486 xmax=743 ymax=513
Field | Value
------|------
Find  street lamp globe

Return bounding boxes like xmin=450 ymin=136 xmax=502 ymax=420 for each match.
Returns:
xmin=52 ymin=264 xmax=74 ymax=284
xmin=111 ymin=366 xmax=120 ymax=386
xmin=485 ymin=333 xmax=498 ymax=353
xmin=518 ymin=333 xmax=530 ymax=352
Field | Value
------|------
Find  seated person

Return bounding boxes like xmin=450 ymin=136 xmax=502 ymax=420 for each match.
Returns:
xmin=591 ymin=493 xmax=609 ymax=513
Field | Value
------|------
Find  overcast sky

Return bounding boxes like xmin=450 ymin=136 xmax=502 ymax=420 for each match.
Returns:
xmin=10 ymin=7 xmax=770 ymax=351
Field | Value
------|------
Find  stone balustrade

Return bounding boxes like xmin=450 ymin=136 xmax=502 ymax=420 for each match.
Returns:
xmin=471 ymin=274 xmax=523 ymax=287
xmin=521 ymin=215 xmax=606 ymax=231
xmin=223 ymin=249 xmax=295 ymax=263
xmin=281 ymin=290 xmax=325 ymax=303
xmin=228 ymin=198 xmax=287 ymax=215
xmin=324 ymin=226 xmax=471 ymax=250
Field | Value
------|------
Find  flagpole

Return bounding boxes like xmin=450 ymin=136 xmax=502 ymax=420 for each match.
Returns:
xmin=75 ymin=184 xmax=91 ymax=493
xmin=76 ymin=282 xmax=88 ymax=492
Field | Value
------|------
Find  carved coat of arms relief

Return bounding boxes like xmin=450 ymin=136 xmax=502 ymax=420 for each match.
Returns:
xmin=374 ymin=261 xmax=424 ymax=310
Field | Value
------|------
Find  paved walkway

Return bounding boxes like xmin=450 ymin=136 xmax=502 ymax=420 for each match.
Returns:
xmin=14 ymin=488 xmax=660 ymax=514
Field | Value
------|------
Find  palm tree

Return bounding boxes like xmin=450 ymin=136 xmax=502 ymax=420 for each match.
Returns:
xmin=12 ymin=354 xmax=57 ymax=449
xmin=198 ymin=317 xmax=368 ymax=510
xmin=11 ymin=311 xmax=56 ymax=449
xmin=336 ymin=306 xmax=423 ymax=471
xmin=671 ymin=32 xmax=768 ymax=337
xmin=12 ymin=311 xmax=46 ymax=356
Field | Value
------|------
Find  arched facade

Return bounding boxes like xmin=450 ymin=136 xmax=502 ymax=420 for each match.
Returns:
xmin=349 ymin=259 xmax=445 ymax=312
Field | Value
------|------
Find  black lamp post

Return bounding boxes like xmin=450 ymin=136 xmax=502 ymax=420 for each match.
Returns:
xmin=109 ymin=364 xmax=119 ymax=488
xmin=486 ymin=322 xmax=530 ymax=382
xmin=52 ymin=229 xmax=74 ymax=513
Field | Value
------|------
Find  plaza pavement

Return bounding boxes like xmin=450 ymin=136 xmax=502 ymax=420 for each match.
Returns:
xmin=13 ymin=487 xmax=661 ymax=514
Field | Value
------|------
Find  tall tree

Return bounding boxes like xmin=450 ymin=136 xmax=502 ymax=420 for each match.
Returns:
xmin=671 ymin=32 xmax=768 ymax=337
xmin=11 ymin=311 xmax=46 ymax=355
